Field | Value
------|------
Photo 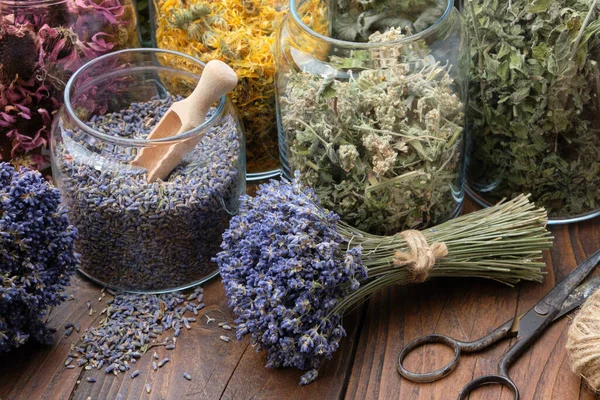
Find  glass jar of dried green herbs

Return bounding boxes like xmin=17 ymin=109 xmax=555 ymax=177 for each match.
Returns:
xmin=275 ymin=0 xmax=469 ymax=235
xmin=50 ymin=49 xmax=246 ymax=293
xmin=0 ymin=0 xmax=140 ymax=171
xmin=465 ymin=0 xmax=600 ymax=223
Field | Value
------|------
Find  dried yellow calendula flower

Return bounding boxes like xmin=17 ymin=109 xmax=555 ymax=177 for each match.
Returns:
xmin=154 ymin=0 xmax=287 ymax=173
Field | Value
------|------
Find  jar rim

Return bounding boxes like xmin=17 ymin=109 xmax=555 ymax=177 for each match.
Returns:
xmin=1 ymin=0 xmax=69 ymax=6
xmin=63 ymin=48 xmax=227 ymax=147
xmin=289 ymin=0 xmax=455 ymax=48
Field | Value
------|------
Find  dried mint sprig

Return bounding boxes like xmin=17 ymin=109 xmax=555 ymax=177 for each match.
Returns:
xmin=466 ymin=0 xmax=600 ymax=217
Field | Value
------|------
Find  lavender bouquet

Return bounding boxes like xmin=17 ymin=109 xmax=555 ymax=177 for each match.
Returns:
xmin=215 ymin=173 xmax=553 ymax=384
xmin=0 ymin=163 xmax=78 ymax=352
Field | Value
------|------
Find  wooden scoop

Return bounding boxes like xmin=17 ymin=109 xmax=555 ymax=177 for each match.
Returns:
xmin=132 ymin=60 xmax=238 ymax=182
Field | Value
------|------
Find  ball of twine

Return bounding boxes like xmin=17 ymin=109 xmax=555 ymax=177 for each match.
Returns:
xmin=567 ymin=288 xmax=600 ymax=392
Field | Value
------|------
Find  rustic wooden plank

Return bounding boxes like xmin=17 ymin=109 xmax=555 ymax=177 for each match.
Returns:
xmin=344 ymin=216 xmax=600 ymax=400
xmin=219 ymin=304 xmax=366 ymax=400
xmin=69 ymin=278 xmax=248 ymax=400
xmin=2 ymin=195 xmax=600 ymax=399
xmin=0 ymin=275 xmax=102 ymax=400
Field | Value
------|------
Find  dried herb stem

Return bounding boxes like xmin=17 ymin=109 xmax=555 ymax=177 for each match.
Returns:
xmin=331 ymin=195 xmax=551 ymax=315
xmin=570 ymin=0 xmax=599 ymax=61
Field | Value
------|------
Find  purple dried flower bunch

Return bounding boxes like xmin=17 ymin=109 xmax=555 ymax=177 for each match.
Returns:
xmin=215 ymin=173 xmax=553 ymax=384
xmin=0 ymin=162 xmax=79 ymax=352
xmin=0 ymin=0 xmax=138 ymax=168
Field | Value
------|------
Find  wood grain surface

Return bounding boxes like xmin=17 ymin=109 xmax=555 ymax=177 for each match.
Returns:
xmin=1 ymin=199 xmax=599 ymax=400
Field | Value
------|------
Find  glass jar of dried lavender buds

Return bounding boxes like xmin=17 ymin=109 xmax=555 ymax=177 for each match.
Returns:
xmin=275 ymin=0 xmax=469 ymax=235
xmin=50 ymin=49 xmax=246 ymax=293
xmin=0 ymin=0 xmax=140 ymax=171
xmin=150 ymin=0 xmax=288 ymax=180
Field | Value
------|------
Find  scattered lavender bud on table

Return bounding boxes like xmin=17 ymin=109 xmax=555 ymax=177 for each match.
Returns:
xmin=130 ymin=370 xmax=139 ymax=379
xmin=222 ymin=325 xmax=232 ymax=331
xmin=152 ymin=361 xmax=158 ymax=371
xmin=219 ymin=336 xmax=230 ymax=343
xmin=86 ymin=377 xmax=96 ymax=383
xmin=158 ymin=358 xmax=170 ymax=368
xmin=165 ymin=344 xmax=175 ymax=350
xmin=66 ymin=365 xmax=75 ymax=369
xmin=65 ymin=327 xmax=74 ymax=337
xmin=183 ymin=372 xmax=192 ymax=381
xmin=145 ymin=383 xmax=152 ymax=394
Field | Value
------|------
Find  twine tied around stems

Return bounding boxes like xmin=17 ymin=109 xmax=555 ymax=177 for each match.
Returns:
xmin=392 ymin=230 xmax=448 ymax=283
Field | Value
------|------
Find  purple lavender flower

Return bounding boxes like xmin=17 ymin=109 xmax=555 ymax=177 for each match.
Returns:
xmin=215 ymin=173 xmax=367 ymax=385
xmin=0 ymin=163 xmax=79 ymax=352
xmin=216 ymin=172 xmax=552 ymax=385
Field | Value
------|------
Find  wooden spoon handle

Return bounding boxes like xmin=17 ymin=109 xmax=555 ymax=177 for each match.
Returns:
xmin=181 ymin=60 xmax=238 ymax=130
xmin=145 ymin=60 xmax=238 ymax=182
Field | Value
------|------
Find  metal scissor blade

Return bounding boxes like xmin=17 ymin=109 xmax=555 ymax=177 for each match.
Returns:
xmin=554 ymin=275 xmax=600 ymax=320
xmin=538 ymin=248 xmax=600 ymax=311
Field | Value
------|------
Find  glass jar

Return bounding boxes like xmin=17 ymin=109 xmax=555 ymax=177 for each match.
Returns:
xmin=150 ymin=0 xmax=286 ymax=180
xmin=50 ymin=49 xmax=246 ymax=293
xmin=0 ymin=0 xmax=140 ymax=170
xmin=465 ymin=0 xmax=600 ymax=224
xmin=275 ymin=0 xmax=469 ymax=235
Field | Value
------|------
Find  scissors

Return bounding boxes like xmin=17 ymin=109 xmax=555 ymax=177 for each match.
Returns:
xmin=397 ymin=248 xmax=600 ymax=400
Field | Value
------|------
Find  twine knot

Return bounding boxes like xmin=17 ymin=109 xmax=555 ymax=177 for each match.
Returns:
xmin=392 ymin=230 xmax=448 ymax=283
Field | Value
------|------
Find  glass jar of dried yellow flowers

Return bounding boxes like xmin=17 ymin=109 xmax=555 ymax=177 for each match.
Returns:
xmin=0 ymin=0 xmax=140 ymax=170
xmin=275 ymin=0 xmax=469 ymax=235
xmin=150 ymin=0 xmax=286 ymax=180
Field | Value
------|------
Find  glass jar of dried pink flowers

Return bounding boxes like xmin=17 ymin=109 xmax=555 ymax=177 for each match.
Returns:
xmin=0 ymin=0 xmax=139 ymax=170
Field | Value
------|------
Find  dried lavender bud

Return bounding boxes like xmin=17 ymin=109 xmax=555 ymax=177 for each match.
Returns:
xmin=219 ymin=336 xmax=230 ymax=343
xmin=65 ymin=357 xmax=73 ymax=366
xmin=152 ymin=361 xmax=158 ymax=371
xmin=0 ymin=164 xmax=78 ymax=353
xmin=71 ymin=289 xmax=202 ymax=375
xmin=158 ymin=358 xmax=169 ymax=368
xmin=55 ymin=96 xmax=241 ymax=291
xmin=66 ymin=365 xmax=75 ymax=369
xmin=145 ymin=383 xmax=151 ymax=394
xmin=65 ymin=327 xmax=74 ymax=337
xmin=222 ymin=325 xmax=232 ymax=331
xmin=183 ymin=372 xmax=192 ymax=381
xmin=130 ymin=370 xmax=139 ymax=379
xmin=86 ymin=377 xmax=96 ymax=383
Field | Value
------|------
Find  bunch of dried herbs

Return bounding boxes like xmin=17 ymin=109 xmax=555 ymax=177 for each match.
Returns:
xmin=215 ymin=174 xmax=552 ymax=384
xmin=279 ymin=28 xmax=465 ymax=235
xmin=466 ymin=0 xmax=600 ymax=217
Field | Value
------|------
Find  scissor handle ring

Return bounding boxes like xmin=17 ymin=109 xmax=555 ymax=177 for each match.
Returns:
xmin=397 ymin=334 xmax=461 ymax=383
xmin=458 ymin=374 xmax=518 ymax=400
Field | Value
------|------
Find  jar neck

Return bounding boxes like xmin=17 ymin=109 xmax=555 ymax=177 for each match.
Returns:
xmin=289 ymin=0 xmax=455 ymax=49
xmin=1 ymin=0 xmax=68 ymax=7
xmin=64 ymin=48 xmax=228 ymax=148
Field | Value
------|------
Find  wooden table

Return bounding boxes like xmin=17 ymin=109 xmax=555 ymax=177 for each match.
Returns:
xmin=1 ymin=199 xmax=599 ymax=400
